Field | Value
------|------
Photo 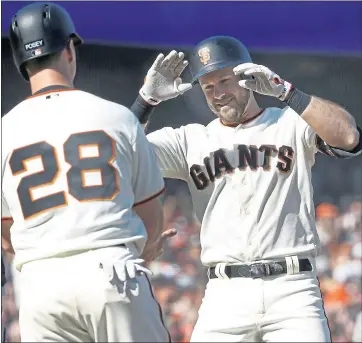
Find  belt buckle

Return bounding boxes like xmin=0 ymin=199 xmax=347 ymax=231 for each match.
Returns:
xmin=250 ymin=263 xmax=270 ymax=279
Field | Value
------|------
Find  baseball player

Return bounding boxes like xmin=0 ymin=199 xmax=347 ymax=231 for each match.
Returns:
xmin=1 ymin=254 xmax=6 ymax=343
xmin=130 ymin=36 xmax=362 ymax=342
xmin=1 ymin=3 xmax=173 ymax=342
xmin=2 ymin=182 xmax=14 ymax=343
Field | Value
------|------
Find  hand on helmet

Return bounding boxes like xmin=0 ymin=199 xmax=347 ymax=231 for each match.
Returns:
xmin=140 ymin=50 xmax=192 ymax=105
xmin=233 ymin=63 xmax=292 ymax=101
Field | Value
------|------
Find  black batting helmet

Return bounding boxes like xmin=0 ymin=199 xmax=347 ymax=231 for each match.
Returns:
xmin=189 ymin=36 xmax=252 ymax=84
xmin=9 ymin=2 xmax=83 ymax=81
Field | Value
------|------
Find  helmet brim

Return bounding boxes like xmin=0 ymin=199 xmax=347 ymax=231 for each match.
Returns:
xmin=191 ymin=60 xmax=244 ymax=84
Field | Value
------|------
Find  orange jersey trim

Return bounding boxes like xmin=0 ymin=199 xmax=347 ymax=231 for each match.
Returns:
xmin=133 ymin=187 xmax=165 ymax=207
xmin=27 ymin=88 xmax=77 ymax=100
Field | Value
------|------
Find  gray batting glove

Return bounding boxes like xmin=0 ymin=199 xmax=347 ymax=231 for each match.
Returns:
xmin=140 ymin=50 xmax=192 ymax=105
xmin=233 ymin=63 xmax=293 ymax=101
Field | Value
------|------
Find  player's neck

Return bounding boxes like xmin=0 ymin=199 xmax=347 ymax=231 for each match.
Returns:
xmin=241 ymin=107 xmax=263 ymax=124
xmin=29 ymin=70 xmax=73 ymax=95
xmin=220 ymin=102 xmax=262 ymax=127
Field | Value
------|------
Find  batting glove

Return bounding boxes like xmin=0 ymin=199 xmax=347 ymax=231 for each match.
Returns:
xmin=233 ymin=63 xmax=293 ymax=101
xmin=103 ymin=258 xmax=153 ymax=282
xmin=140 ymin=50 xmax=192 ymax=105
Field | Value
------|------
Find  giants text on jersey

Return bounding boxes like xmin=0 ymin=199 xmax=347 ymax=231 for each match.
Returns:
xmin=147 ymin=107 xmax=321 ymax=266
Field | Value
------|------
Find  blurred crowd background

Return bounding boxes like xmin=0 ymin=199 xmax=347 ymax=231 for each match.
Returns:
xmin=1 ymin=1 xmax=361 ymax=342
xmin=2 ymin=193 xmax=362 ymax=342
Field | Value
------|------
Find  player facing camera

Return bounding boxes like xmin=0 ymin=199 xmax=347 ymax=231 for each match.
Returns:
xmin=130 ymin=34 xmax=361 ymax=342
xmin=187 ymin=36 xmax=259 ymax=126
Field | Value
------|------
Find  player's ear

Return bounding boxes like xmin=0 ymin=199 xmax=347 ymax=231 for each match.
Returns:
xmin=65 ymin=40 xmax=75 ymax=63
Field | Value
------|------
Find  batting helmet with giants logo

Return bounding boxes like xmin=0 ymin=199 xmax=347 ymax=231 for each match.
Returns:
xmin=188 ymin=36 xmax=252 ymax=84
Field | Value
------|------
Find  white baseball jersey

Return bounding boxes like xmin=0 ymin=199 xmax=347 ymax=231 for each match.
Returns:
xmin=1 ymin=200 xmax=11 ymax=220
xmin=1 ymin=88 xmax=164 ymax=271
xmin=147 ymin=107 xmax=321 ymax=267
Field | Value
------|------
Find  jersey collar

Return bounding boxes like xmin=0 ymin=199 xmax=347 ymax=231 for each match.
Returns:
xmin=28 ymin=85 xmax=76 ymax=99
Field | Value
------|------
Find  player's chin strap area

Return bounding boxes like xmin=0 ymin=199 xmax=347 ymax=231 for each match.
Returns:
xmin=207 ymin=256 xmax=312 ymax=280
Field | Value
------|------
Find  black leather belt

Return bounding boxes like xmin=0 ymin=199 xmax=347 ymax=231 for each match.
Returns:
xmin=208 ymin=258 xmax=312 ymax=279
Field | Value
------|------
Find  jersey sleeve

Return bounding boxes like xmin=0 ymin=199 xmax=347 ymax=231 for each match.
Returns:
xmin=295 ymin=108 xmax=362 ymax=159
xmin=132 ymin=122 xmax=165 ymax=206
xmin=301 ymin=123 xmax=318 ymax=155
xmin=314 ymin=126 xmax=362 ymax=159
xmin=146 ymin=127 xmax=189 ymax=181
xmin=302 ymin=122 xmax=362 ymax=159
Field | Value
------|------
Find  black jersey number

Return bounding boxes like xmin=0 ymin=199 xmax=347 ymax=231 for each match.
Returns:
xmin=9 ymin=130 xmax=119 ymax=220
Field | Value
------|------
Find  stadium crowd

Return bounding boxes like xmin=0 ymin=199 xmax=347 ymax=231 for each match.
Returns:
xmin=2 ymin=189 xmax=361 ymax=342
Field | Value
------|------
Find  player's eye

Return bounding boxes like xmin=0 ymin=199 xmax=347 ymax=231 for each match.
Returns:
xmin=220 ymin=78 xmax=230 ymax=84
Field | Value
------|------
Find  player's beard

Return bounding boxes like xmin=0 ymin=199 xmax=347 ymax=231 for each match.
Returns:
xmin=209 ymin=90 xmax=251 ymax=125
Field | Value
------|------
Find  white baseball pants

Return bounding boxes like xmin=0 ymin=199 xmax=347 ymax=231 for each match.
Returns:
xmin=191 ymin=262 xmax=331 ymax=342
xmin=18 ymin=244 xmax=170 ymax=342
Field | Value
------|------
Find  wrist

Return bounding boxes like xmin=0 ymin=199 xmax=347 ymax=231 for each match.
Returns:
xmin=130 ymin=94 xmax=158 ymax=124
xmin=139 ymin=86 xmax=161 ymax=106
xmin=278 ymin=80 xmax=293 ymax=101
xmin=282 ymin=87 xmax=312 ymax=115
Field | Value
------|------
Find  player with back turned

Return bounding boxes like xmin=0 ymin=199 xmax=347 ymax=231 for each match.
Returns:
xmin=1 ymin=2 xmax=174 ymax=342
xmin=130 ymin=36 xmax=362 ymax=342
